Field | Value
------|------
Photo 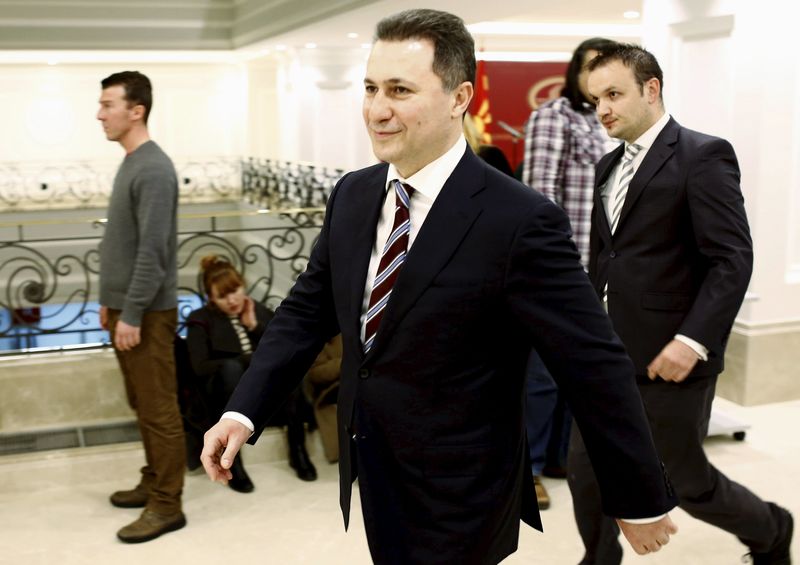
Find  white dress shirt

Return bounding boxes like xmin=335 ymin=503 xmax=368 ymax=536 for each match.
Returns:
xmin=360 ymin=135 xmax=467 ymax=340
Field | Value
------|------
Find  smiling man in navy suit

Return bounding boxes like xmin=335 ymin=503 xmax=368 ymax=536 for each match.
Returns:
xmin=568 ymin=43 xmax=793 ymax=565
xmin=201 ymin=11 xmax=679 ymax=565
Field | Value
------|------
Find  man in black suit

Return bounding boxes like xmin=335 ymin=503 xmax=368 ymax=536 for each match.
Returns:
xmin=569 ymin=43 xmax=793 ymax=564
xmin=201 ymin=11 xmax=678 ymax=564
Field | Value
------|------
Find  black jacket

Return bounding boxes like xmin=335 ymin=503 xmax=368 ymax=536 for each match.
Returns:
xmin=226 ymin=148 xmax=676 ymax=564
xmin=590 ymin=118 xmax=752 ymax=376
xmin=185 ymin=301 xmax=274 ymax=379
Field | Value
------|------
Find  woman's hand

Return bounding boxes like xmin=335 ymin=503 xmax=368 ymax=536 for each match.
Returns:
xmin=240 ymin=296 xmax=257 ymax=331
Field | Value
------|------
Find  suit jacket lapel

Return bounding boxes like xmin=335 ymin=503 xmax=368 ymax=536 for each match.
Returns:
xmin=616 ymin=118 xmax=678 ymax=232
xmin=345 ymin=166 xmax=388 ymax=349
xmin=594 ymin=144 xmax=624 ymax=243
xmin=364 ymin=149 xmax=484 ymax=360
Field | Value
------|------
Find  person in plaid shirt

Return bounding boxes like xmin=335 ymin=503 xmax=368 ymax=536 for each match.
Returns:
xmin=521 ymin=37 xmax=618 ymax=511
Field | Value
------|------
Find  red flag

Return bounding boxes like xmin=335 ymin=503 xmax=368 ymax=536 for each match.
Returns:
xmin=471 ymin=59 xmax=492 ymax=144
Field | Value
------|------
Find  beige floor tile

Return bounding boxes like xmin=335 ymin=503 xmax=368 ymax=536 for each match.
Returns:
xmin=0 ymin=398 xmax=797 ymax=564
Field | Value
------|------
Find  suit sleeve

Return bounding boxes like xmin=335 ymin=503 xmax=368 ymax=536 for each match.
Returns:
xmin=223 ymin=177 xmax=345 ymax=441
xmin=680 ymin=138 xmax=752 ymax=357
xmin=504 ymin=198 xmax=676 ymax=519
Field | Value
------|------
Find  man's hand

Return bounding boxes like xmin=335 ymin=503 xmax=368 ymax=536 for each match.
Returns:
xmin=617 ymin=515 xmax=678 ymax=555
xmin=647 ymin=339 xmax=699 ymax=382
xmin=240 ymin=296 xmax=257 ymax=331
xmin=201 ymin=419 xmax=251 ymax=484
xmin=113 ymin=320 xmax=141 ymax=351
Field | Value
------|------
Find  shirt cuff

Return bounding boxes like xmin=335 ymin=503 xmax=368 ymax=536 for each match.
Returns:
xmin=221 ymin=411 xmax=255 ymax=434
xmin=619 ymin=514 xmax=667 ymax=524
xmin=675 ymin=334 xmax=708 ymax=361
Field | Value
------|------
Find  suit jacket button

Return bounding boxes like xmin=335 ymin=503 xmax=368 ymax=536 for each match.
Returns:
xmin=610 ymin=251 xmax=617 ymax=258
xmin=358 ymin=369 xmax=370 ymax=379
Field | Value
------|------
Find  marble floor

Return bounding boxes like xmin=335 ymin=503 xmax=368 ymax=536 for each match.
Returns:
xmin=0 ymin=397 xmax=797 ymax=565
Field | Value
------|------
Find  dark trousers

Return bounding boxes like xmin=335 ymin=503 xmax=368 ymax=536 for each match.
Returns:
xmin=525 ymin=349 xmax=571 ymax=476
xmin=109 ymin=308 xmax=185 ymax=514
xmin=210 ymin=357 xmax=307 ymax=447
xmin=567 ymin=374 xmax=783 ymax=564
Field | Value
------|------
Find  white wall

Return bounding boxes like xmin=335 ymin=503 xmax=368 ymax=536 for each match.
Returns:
xmin=0 ymin=61 xmax=248 ymax=165
xmin=272 ymin=47 xmax=375 ymax=170
xmin=642 ymin=0 xmax=800 ymax=332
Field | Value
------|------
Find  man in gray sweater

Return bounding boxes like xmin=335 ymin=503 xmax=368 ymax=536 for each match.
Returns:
xmin=97 ymin=71 xmax=186 ymax=543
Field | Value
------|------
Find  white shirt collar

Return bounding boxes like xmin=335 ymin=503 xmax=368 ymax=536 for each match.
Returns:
xmin=385 ymin=135 xmax=467 ymax=201
xmin=628 ymin=111 xmax=670 ymax=151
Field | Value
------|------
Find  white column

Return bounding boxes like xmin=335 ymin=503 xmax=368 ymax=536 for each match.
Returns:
xmin=266 ymin=47 xmax=374 ymax=171
xmin=642 ymin=0 xmax=800 ymax=403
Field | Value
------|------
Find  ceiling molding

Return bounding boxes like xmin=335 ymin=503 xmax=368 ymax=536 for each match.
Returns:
xmin=0 ymin=0 xmax=641 ymax=53
xmin=231 ymin=0 xmax=378 ymax=48
xmin=0 ymin=0 xmax=378 ymax=51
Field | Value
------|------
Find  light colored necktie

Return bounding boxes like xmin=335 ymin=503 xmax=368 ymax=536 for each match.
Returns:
xmin=364 ymin=180 xmax=414 ymax=353
xmin=609 ymin=143 xmax=642 ymax=234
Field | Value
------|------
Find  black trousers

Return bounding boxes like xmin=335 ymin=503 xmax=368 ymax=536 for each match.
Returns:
xmin=209 ymin=357 xmax=308 ymax=446
xmin=567 ymin=374 xmax=783 ymax=564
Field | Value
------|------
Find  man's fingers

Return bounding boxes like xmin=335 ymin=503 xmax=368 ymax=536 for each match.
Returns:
xmin=202 ymin=421 xmax=249 ymax=484
xmin=200 ymin=435 xmax=231 ymax=483
xmin=220 ymin=438 xmax=243 ymax=469
xmin=646 ymin=360 xmax=660 ymax=380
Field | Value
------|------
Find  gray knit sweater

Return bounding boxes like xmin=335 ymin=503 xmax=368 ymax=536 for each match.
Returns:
xmin=99 ymin=140 xmax=178 ymax=326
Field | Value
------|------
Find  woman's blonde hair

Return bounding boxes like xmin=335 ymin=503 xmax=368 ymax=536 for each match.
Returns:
xmin=463 ymin=112 xmax=482 ymax=152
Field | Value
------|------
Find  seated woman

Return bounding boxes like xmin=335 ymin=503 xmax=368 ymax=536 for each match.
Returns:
xmin=186 ymin=255 xmax=317 ymax=493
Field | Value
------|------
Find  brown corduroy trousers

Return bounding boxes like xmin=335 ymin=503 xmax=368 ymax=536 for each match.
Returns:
xmin=108 ymin=308 xmax=185 ymax=514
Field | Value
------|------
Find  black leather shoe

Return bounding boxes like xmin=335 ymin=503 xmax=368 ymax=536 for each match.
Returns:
xmin=746 ymin=505 xmax=793 ymax=564
xmin=289 ymin=444 xmax=317 ymax=482
xmin=228 ymin=455 xmax=254 ymax=493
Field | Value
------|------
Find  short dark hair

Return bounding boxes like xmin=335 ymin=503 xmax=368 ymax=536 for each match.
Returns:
xmin=562 ymin=37 xmax=618 ymax=111
xmin=101 ymin=71 xmax=153 ymax=124
xmin=374 ymin=9 xmax=476 ymax=91
xmin=587 ymin=43 xmax=664 ymax=101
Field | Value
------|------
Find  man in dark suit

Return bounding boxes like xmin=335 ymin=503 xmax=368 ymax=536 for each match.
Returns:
xmin=201 ymin=11 xmax=678 ymax=564
xmin=569 ymin=43 xmax=793 ymax=565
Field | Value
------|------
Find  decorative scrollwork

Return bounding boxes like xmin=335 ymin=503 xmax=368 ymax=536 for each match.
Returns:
xmin=0 ymin=157 xmax=242 ymax=210
xmin=0 ymin=155 xmax=335 ymax=351
xmin=0 ymin=242 xmax=94 ymax=336
xmin=1 ymin=208 xmax=324 ymax=350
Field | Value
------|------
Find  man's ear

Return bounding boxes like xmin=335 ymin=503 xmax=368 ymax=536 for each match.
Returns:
xmin=129 ymin=103 xmax=146 ymax=122
xmin=645 ymin=77 xmax=661 ymax=104
xmin=452 ymin=81 xmax=474 ymax=118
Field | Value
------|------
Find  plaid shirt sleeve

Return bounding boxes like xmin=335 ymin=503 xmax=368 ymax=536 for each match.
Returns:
xmin=522 ymin=105 xmax=568 ymax=205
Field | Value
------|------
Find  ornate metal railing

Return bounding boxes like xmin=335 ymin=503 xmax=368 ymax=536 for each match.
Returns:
xmin=241 ymin=158 xmax=343 ymax=209
xmin=0 ymin=154 xmax=344 ymax=353
xmin=0 ymin=157 xmax=344 ymax=211
xmin=0 ymin=158 xmax=242 ymax=209
xmin=0 ymin=206 xmax=326 ymax=353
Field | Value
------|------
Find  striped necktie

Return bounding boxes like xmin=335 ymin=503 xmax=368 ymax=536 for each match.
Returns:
xmin=609 ymin=143 xmax=643 ymax=234
xmin=364 ymin=180 xmax=414 ymax=353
